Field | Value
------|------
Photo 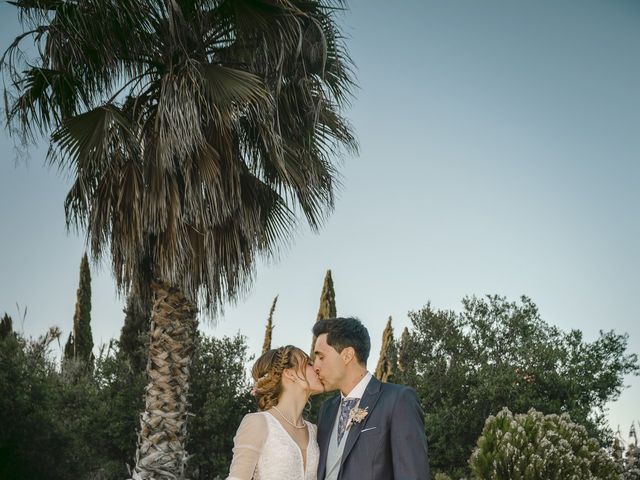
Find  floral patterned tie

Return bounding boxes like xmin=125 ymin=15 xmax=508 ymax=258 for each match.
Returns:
xmin=337 ymin=398 xmax=358 ymax=444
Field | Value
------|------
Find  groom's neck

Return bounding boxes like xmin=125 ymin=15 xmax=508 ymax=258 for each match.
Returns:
xmin=339 ymin=366 xmax=368 ymax=397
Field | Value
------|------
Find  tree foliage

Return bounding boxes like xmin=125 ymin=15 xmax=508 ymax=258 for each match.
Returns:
xmin=402 ymin=295 xmax=639 ymax=477
xmin=0 ymin=313 xmax=13 ymax=340
xmin=0 ymin=327 xmax=252 ymax=480
xmin=2 ymin=0 xmax=357 ymax=315
xmin=4 ymin=2 xmax=356 ymax=473
xmin=470 ymin=408 xmax=619 ymax=479
xmin=261 ymin=295 xmax=278 ymax=354
xmin=316 ymin=269 xmax=337 ymax=321
xmin=118 ymin=293 xmax=150 ymax=372
xmin=311 ymin=269 xmax=337 ymax=359
xmin=375 ymin=316 xmax=397 ymax=383
xmin=0 ymin=332 xmax=74 ymax=480
xmin=397 ymin=326 xmax=414 ymax=382
xmin=63 ymin=254 xmax=94 ymax=368
xmin=186 ymin=333 xmax=255 ymax=478
xmin=623 ymin=424 xmax=640 ymax=480
xmin=309 ymin=269 xmax=339 ymax=418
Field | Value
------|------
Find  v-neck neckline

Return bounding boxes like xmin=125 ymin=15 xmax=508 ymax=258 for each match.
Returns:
xmin=265 ymin=410 xmax=311 ymax=473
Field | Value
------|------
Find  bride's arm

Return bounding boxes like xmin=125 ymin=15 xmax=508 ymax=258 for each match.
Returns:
xmin=226 ymin=413 xmax=267 ymax=480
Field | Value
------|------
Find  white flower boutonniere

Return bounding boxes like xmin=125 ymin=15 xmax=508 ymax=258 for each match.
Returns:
xmin=347 ymin=406 xmax=369 ymax=429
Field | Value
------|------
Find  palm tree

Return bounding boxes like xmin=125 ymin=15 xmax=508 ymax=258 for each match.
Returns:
xmin=2 ymin=1 xmax=356 ymax=478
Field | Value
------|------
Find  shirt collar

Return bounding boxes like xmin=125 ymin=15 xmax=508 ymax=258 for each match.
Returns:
xmin=341 ymin=371 xmax=372 ymax=400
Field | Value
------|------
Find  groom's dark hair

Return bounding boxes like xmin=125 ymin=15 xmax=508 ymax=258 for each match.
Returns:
xmin=313 ymin=317 xmax=370 ymax=366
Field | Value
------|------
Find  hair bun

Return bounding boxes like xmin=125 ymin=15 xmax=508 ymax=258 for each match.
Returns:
xmin=251 ymin=345 xmax=309 ymax=411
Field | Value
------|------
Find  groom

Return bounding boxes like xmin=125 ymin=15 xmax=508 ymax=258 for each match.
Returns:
xmin=313 ymin=317 xmax=430 ymax=480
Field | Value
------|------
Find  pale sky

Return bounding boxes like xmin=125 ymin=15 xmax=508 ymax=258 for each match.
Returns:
xmin=1 ymin=0 xmax=638 ymax=434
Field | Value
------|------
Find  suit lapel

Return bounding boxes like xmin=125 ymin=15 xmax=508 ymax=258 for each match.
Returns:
xmin=341 ymin=376 xmax=383 ymax=466
xmin=319 ymin=395 xmax=340 ymax=480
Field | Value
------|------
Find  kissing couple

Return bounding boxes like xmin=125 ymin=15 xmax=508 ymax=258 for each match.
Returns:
xmin=226 ymin=317 xmax=430 ymax=480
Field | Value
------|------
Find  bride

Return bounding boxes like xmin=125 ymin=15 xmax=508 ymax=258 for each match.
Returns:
xmin=226 ymin=345 xmax=325 ymax=480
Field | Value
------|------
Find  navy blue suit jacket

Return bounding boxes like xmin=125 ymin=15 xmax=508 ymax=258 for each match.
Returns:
xmin=316 ymin=377 xmax=430 ymax=480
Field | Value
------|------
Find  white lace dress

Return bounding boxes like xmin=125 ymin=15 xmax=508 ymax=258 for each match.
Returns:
xmin=226 ymin=411 xmax=319 ymax=480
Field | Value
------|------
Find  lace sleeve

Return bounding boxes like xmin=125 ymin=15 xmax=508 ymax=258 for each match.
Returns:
xmin=226 ymin=413 xmax=268 ymax=480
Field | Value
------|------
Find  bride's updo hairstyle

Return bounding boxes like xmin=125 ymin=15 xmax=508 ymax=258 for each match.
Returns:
xmin=252 ymin=345 xmax=310 ymax=411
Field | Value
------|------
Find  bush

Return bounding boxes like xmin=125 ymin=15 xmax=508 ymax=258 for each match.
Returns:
xmin=0 ymin=331 xmax=146 ymax=480
xmin=0 ymin=327 xmax=253 ymax=480
xmin=470 ymin=408 xmax=619 ymax=479
xmin=186 ymin=333 xmax=255 ymax=479
xmin=434 ymin=473 xmax=454 ymax=480
xmin=0 ymin=333 xmax=73 ymax=480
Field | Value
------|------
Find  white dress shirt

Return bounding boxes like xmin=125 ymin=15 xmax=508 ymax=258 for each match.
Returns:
xmin=341 ymin=371 xmax=373 ymax=401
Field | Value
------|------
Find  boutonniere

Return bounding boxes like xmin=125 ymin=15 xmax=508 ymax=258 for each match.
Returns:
xmin=347 ymin=406 xmax=369 ymax=429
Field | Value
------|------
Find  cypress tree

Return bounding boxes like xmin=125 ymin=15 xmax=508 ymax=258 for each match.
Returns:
xmin=613 ymin=432 xmax=625 ymax=473
xmin=626 ymin=423 xmax=640 ymax=479
xmin=397 ymin=326 xmax=415 ymax=385
xmin=0 ymin=313 xmax=13 ymax=339
xmin=375 ymin=316 xmax=398 ymax=383
xmin=308 ymin=270 xmax=338 ymax=418
xmin=119 ymin=293 xmax=150 ymax=371
xmin=65 ymin=253 xmax=94 ymax=366
xmin=316 ymin=270 xmax=337 ymax=321
xmin=310 ymin=270 xmax=337 ymax=359
xmin=63 ymin=332 xmax=75 ymax=361
xmin=262 ymin=296 xmax=278 ymax=354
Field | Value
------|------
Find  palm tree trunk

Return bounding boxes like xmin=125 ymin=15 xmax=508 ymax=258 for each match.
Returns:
xmin=130 ymin=281 xmax=198 ymax=480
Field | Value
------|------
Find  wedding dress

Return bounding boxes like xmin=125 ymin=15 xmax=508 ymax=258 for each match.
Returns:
xmin=226 ymin=411 xmax=319 ymax=480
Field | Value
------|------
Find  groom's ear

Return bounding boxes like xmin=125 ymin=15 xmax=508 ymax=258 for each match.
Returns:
xmin=341 ymin=347 xmax=356 ymax=365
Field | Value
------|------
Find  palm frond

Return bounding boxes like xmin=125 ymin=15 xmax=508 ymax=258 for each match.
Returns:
xmin=4 ymin=0 xmax=357 ymax=315
xmin=200 ymin=63 xmax=269 ymax=105
xmin=5 ymin=67 xmax=87 ymax=138
xmin=50 ymin=105 xmax=133 ymax=171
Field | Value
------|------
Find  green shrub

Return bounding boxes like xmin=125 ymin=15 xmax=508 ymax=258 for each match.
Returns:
xmin=470 ymin=408 xmax=619 ymax=480
xmin=186 ymin=333 xmax=255 ymax=478
xmin=434 ymin=473 xmax=454 ymax=480
xmin=0 ymin=327 xmax=252 ymax=479
xmin=0 ymin=333 xmax=71 ymax=480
